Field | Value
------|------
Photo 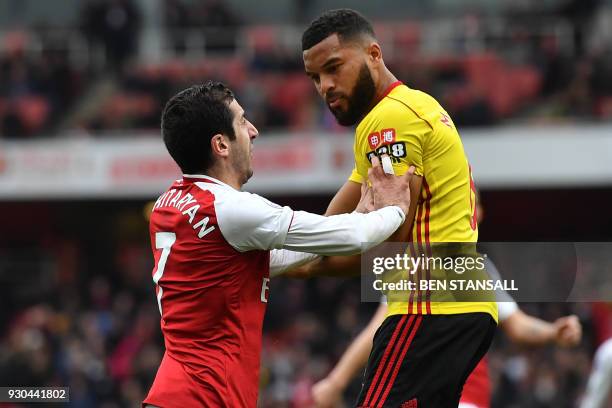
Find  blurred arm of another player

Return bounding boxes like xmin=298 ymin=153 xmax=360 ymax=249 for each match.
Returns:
xmin=484 ymin=255 xmax=582 ymax=348
xmin=286 ymin=157 xmax=422 ymax=278
xmin=312 ymin=302 xmax=388 ymax=408
xmin=500 ymin=308 xmax=582 ymax=347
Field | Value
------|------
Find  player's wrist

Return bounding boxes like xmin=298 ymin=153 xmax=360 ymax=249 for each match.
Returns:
xmin=387 ymin=205 xmax=407 ymax=223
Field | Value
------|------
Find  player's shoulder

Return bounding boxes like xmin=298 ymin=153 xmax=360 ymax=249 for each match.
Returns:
xmin=364 ymin=85 xmax=444 ymax=130
xmin=194 ymin=181 xmax=278 ymax=208
xmin=194 ymin=181 xmax=285 ymax=222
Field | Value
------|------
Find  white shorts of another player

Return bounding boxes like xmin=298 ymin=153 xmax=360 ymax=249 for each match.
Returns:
xmin=458 ymin=403 xmax=482 ymax=408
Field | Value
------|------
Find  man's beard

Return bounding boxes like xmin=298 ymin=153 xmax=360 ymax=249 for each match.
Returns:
xmin=329 ymin=64 xmax=377 ymax=126
xmin=230 ymin=144 xmax=253 ymax=186
xmin=243 ymin=168 xmax=253 ymax=184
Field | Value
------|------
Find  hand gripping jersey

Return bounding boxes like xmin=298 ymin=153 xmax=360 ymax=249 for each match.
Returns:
xmin=144 ymin=175 xmax=406 ymax=407
xmin=349 ymin=81 xmax=497 ymax=322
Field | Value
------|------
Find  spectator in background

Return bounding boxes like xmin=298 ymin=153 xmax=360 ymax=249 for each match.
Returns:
xmin=294 ymin=0 xmax=313 ymax=24
xmin=559 ymin=0 xmax=602 ymax=57
xmin=195 ymin=0 xmax=242 ymax=53
xmin=80 ymin=0 xmax=141 ymax=73
xmin=163 ymin=0 xmax=191 ymax=55
xmin=33 ymin=48 xmax=80 ymax=130
xmin=0 ymin=32 xmax=46 ymax=137
xmin=80 ymin=0 xmax=106 ymax=55
xmin=537 ymin=35 xmax=575 ymax=98
xmin=0 ymin=58 xmax=30 ymax=137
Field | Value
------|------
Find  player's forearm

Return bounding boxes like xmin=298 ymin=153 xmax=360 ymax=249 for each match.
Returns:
xmin=292 ymin=254 xmax=361 ymax=277
xmin=327 ymin=304 xmax=388 ymax=387
xmin=269 ymin=250 xmax=320 ymax=277
xmin=387 ymin=174 xmax=421 ymax=242
xmin=502 ymin=311 xmax=556 ymax=345
xmin=283 ymin=207 xmax=405 ymax=256
xmin=324 ymin=180 xmax=362 ymax=216
xmin=387 ymin=216 xmax=414 ymax=242
xmin=327 ymin=330 xmax=375 ymax=388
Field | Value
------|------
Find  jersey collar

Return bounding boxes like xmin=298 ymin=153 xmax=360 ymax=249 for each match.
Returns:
xmin=379 ymin=80 xmax=403 ymax=101
xmin=182 ymin=174 xmax=234 ymax=189
xmin=357 ymin=81 xmax=403 ymax=128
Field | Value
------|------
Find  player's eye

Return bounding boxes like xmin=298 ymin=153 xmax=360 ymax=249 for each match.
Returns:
xmin=327 ymin=64 xmax=339 ymax=74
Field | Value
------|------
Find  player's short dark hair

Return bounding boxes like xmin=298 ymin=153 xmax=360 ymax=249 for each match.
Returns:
xmin=302 ymin=9 xmax=375 ymax=51
xmin=161 ymin=81 xmax=235 ymax=174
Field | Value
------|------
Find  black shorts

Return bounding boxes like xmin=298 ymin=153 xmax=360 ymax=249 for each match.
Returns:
xmin=355 ymin=313 xmax=496 ymax=408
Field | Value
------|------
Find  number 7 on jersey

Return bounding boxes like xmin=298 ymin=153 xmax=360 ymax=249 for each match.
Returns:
xmin=153 ymin=232 xmax=176 ymax=315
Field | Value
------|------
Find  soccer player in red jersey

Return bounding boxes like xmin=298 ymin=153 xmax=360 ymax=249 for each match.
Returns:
xmin=143 ymin=82 xmax=416 ymax=407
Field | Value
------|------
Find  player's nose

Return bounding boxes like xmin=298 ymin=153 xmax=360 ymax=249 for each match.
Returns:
xmin=248 ymin=120 xmax=258 ymax=140
xmin=320 ymin=75 xmax=335 ymax=97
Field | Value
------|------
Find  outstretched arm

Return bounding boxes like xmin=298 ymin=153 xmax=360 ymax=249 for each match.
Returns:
xmin=269 ymin=159 xmax=415 ymax=275
xmin=285 ymin=158 xmax=422 ymax=278
xmin=325 ymin=179 xmax=363 ymax=216
xmin=289 ymin=165 xmax=421 ymax=278
xmin=501 ymin=310 xmax=582 ymax=347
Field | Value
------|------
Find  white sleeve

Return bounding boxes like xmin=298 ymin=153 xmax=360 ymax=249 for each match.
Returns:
xmin=581 ymin=338 xmax=612 ymax=408
xmin=270 ymin=207 xmax=407 ymax=275
xmin=216 ymin=190 xmax=405 ymax=254
xmin=269 ymin=250 xmax=320 ymax=277
xmin=283 ymin=206 xmax=405 ymax=255
xmin=485 ymin=258 xmax=519 ymax=322
xmin=215 ymin=191 xmax=294 ymax=252
xmin=498 ymin=301 xmax=519 ymax=322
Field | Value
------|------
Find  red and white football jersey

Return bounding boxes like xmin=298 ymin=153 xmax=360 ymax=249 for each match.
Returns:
xmin=144 ymin=174 xmax=405 ymax=407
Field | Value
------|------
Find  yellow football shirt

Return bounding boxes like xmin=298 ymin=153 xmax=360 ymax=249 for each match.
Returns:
xmin=350 ymin=82 xmax=498 ymax=322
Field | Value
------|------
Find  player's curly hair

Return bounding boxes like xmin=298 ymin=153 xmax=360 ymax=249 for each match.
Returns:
xmin=302 ymin=9 xmax=375 ymax=51
xmin=162 ymin=81 xmax=235 ymax=174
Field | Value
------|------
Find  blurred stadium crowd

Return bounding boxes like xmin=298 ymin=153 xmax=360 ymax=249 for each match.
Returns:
xmin=0 ymin=0 xmax=611 ymax=138
xmin=1 ymin=1 xmax=612 ymax=407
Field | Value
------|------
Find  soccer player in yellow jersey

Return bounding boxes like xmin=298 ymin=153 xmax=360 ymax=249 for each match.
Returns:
xmin=301 ymin=9 xmax=497 ymax=407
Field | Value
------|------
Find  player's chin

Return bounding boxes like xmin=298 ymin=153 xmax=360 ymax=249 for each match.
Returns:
xmin=245 ymin=169 xmax=254 ymax=183
xmin=333 ymin=110 xmax=359 ymax=127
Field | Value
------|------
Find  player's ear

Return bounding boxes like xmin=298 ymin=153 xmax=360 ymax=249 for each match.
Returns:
xmin=211 ymin=134 xmax=230 ymax=158
xmin=367 ymin=41 xmax=382 ymax=63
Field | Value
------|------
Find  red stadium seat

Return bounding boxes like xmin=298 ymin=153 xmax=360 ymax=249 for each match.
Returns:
xmin=269 ymin=74 xmax=315 ymax=128
xmin=246 ymin=25 xmax=277 ymax=54
xmin=511 ymin=66 xmax=542 ymax=100
xmin=15 ymin=96 xmax=50 ymax=135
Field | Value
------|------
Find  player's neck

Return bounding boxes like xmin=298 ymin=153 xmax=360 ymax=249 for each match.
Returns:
xmin=204 ymin=165 xmax=242 ymax=190
xmin=374 ymin=69 xmax=399 ymax=103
